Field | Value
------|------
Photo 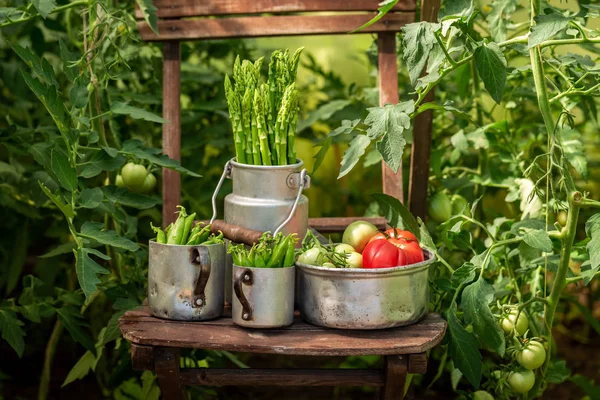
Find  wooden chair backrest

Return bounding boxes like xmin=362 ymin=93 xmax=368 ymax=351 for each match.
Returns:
xmin=134 ymin=0 xmax=439 ymax=226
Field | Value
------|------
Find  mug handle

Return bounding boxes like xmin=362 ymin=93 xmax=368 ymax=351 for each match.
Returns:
xmin=191 ymin=247 xmax=211 ymax=308
xmin=233 ymin=268 xmax=253 ymax=321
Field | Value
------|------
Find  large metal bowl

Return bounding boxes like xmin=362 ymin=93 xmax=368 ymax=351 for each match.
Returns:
xmin=295 ymin=249 xmax=435 ymax=330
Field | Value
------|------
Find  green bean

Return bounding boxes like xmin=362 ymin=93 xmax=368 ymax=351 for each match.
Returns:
xmin=181 ymin=212 xmax=196 ymax=244
xmin=150 ymin=223 xmax=165 ymax=244
xmin=166 ymin=206 xmax=187 ymax=244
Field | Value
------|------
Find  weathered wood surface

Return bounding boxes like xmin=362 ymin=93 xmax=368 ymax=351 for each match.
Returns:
xmin=380 ymin=355 xmax=408 ymax=400
xmin=308 ymin=217 xmax=388 ymax=233
xmin=131 ymin=343 xmax=154 ymax=371
xmin=161 ymin=42 xmax=182 ymax=227
xmin=119 ymin=307 xmax=447 ymax=356
xmin=408 ymin=0 xmax=441 ymax=219
xmin=408 ymin=352 xmax=428 ymax=374
xmin=179 ymin=368 xmax=385 ymax=387
xmin=377 ymin=32 xmax=404 ymax=203
xmin=155 ymin=347 xmax=185 ymax=400
xmin=138 ymin=13 xmax=415 ymax=41
xmin=135 ymin=0 xmax=416 ymax=18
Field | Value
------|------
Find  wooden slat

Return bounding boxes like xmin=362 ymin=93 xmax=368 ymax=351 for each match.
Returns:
xmin=119 ymin=307 xmax=447 ymax=356
xmin=179 ymin=368 xmax=384 ymax=387
xmin=380 ymin=355 xmax=408 ymax=400
xmin=155 ymin=347 xmax=185 ymax=399
xmin=135 ymin=0 xmax=416 ymax=19
xmin=407 ymin=353 xmax=428 ymax=374
xmin=131 ymin=343 xmax=155 ymax=371
xmin=162 ymin=42 xmax=182 ymax=227
xmin=378 ymin=32 xmax=403 ymax=202
xmin=408 ymin=0 xmax=440 ymax=219
xmin=308 ymin=217 xmax=388 ymax=233
xmin=138 ymin=13 xmax=415 ymax=41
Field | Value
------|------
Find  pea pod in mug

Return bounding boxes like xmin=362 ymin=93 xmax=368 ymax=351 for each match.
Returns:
xmin=150 ymin=205 xmax=224 ymax=246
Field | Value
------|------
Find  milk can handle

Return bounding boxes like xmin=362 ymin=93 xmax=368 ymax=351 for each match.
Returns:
xmin=273 ymin=168 xmax=308 ymax=236
xmin=210 ymin=160 xmax=232 ymax=224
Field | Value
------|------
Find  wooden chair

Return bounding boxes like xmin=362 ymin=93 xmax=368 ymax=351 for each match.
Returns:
xmin=121 ymin=1 xmax=446 ymax=398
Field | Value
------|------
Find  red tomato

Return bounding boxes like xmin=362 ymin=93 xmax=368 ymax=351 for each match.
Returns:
xmin=362 ymin=240 xmax=407 ymax=269
xmin=389 ymin=238 xmax=424 ymax=264
xmin=385 ymin=228 xmax=418 ymax=242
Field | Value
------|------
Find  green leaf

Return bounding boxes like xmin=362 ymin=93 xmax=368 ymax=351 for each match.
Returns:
xmin=79 ymin=222 xmax=139 ymax=252
xmin=486 ymin=0 xmax=519 ymax=42
xmin=79 ymin=188 xmax=104 ymax=209
xmin=439 ymin=0 xmax=474 ymax=19
xmin=62 ymin=350 xmax=97 ymax=387
xmin=446 ymin=304 xmax=482 ymax=388
xmin=51 ymin=148 xmax=77 ymax=192
xmin=57 ymin=308 xmax=95 ymax=352
xmin=103 ymin=186 xmax=161 ymax=209
xmin=522 ymin=229 xmax=552 ymax=252
xmin=338 ymin=135 xmax=371 ymax=179
xmin=451 ymin=263 xmax=477 ymax=288
xmin=571 ymin=375 xmax=600 ymax=399
xmin=328 ymin=119 xmax=361 ymax=138
xmin=401 ymin=22 xmax=438 ymax=86
xmin=0 ymin=309 xmax=25 ymax=357
xmin=121 ymin=140 xmax=200 ymax=177
xmin=69 ymin=85 xmax=88 ymax=109
xmin=12 ymin=44 xmax=59 ymax=87
xmin=39 ymin=241 xmax=78 ymax=258
xmin=38 ymin=182 xmax=75 ymax=218
xmin=461 ymin=279 xmax=505 ymax=355
xmin=417 ymin=217 xmax=436 ymax=250
xmin=59 ymin=40 xmax=79 ymax=82
xmin=75 ymin=248 xmax=110 ymax=299
xmin=31 ymin=0 xmax=56 ymax=18
xmin=529 ymin=13 xmax=570 ymax=48
xmin=5 ymin=227 xmax=28 ymax=295
xmin=416 ymin=102 xmax=474 ymax=123
xmin=312 ymin=137 xmax=331 ymax=174
xmin=141 ymin=371 xmax=160 ymax=400
xmin=350 ymin=0 xmax=399 ymax=33
xmin=376 ymin=128 xmax=405 ymax=173
xmin=29 ymin=142 xmax=53 ymax=169
xmin=20 ymin=303 xmax=41 ymax=323
xmin=112 ymin=102 xmax=167 ymax=123
xmin=20 ymin=73 xmax=69 ymax=135
xmin=297 ymin=100 xmax=352 ymax=132
xmin=79 ymin=149 xmax=126 ymax=179
xmin=585 ymin=213 xmax=600 ymax=283
xmin=474 ymin=43 xmax=507 ymax=104
xmin=372 ymin=193 xmax=420 ymax=237
xmin=136 ymin=0 xmax=159 ymax=35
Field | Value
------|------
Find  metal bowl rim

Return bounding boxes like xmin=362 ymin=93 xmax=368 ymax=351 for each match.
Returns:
xmin=295 ymin=248 xmax=436 ymax=275
xmin=232 ymin=264 xmax=295 ymax=271
xmin=230 ymin=157 xmax=304 ymax=171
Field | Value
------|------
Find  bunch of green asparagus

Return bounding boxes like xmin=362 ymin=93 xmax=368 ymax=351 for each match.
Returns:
xmin=224 ymin=48 xmax=303 ymax=166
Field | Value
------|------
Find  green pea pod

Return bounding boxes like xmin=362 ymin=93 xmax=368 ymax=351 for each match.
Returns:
xmin=203 ymin=232 xmax=224 ymax=245
xmin=266 ymin=235 xmax=290 ymax=268
xmin=167 ymin=206 xmax=187 ymax=244
xmin=248 ymin=246 xmax=256 ymax=267
xmin=150 ymin=223 xmax=166 ymax=244
xmin=164 ymin=223 xmax=173 ymax=240
xmin=180 ymin=212 xmax=197 ymax=244
xmin=186 ymin=225 xmax=210 ymax=245
xmin=255 ymin=251 xmax=266 ymax=268
xmin=188 ymin=222 xmax=204 ymax=238
xmin=283 ymin=239 xmax=295 ymax=267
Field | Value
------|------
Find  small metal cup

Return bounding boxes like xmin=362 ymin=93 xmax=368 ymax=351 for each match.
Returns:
xmin=232 ymin=265 xmax=295 ymax=328
xmin=148 ymin=241 xmax=225 ymax=321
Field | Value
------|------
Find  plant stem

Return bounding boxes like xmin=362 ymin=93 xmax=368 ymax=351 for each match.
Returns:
xmin=38 ymin=319 xmax=64 ymax=400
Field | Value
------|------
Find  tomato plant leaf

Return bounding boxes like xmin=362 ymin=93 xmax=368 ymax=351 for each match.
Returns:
xmin=451 ymin=263 xmax=477 ymax=287
xmin=547 ymin=360 xmax=571 ymax=384
xmin=5 ymin=227 xmax=28 ymax=295
xmin=474 ymin=43 xmax=507 ymax=104
xmin=522 ymin=229 xmax=552 ymax=252
xmin=312 ymin=137 xmax=331 ymax=174
xmin=51 ymin=148 xmax=77 ymax=192
xmin=79 ymin=222 xmax=139 ymax=252
xmin=111 ymin=101 xmax=167 ymax=123
xmin=461 ymin=279 xmax=506 ymax=355
xmin=62 ymin=350 xmax=97 ymax=387
xmin=79 ymin=188 xmax=104 ymax=209
xmin=20 ymin=73 xmax=69 ymax=135
xmin=39 ymin=242 xmax=78 ymax=258
xmin=486 ymin=0 xmax=519 ymax=41
xmin=79 ymin=149 xmax=126 ymax=179
xmin=528 ymin=13 xmax=570 ymax=48
xmin=439 ymin=0 xmax=474 ymax=19
xmin=75 ymin=248 xmax=110 ymax=300
xmin=401 ymin=22 xmax=438 ymax=86
xmin=102 ymin=186 xmax=161 ymax=209
xmin=141 ymin=370 xmax=161 ymax=400
xmin=38 ymin=182 xmax=74 ymax=218
xmin=31 ymin=0 xmax=56 ymax=18
xmin=585 ymin=213 xmax=600 ymax=282
xmin=446 ymin=304 xmax=482 ymax=388
xmin=350 ymin=0 xmax=399 ymax=33
xmin=69 ymin=85 xmax=88 ymax=109
xmin=297 ymin=99 xmax=352 ymax=132
xmin=136 ymin=0 xmax=159 ymax=35
xmin=570 ymin=375 xmax=600 ymax=399
xmin=12 ymin=44 xmax=58 ymax=87
xmin=57 ymin=306 xmax=95 ymax=353
xmin=372 ymin=193 xmax=420 ymax=237
xmin=376 ymin=125 xmax=405 ymax=173
xmin=365 ymin=101 xmax=413 ymax=140
xmin=417 ymin=217 xmax=436 ymax=250
xmin=121 ymin=140 xmax=201 ymax=177
xmin=0 ymin=309 xmax=25 ymax=357
xmin=59 ymin=39 xmax=79 ymax=82
xmin=338 ymin=135 xmax=371 ymax=179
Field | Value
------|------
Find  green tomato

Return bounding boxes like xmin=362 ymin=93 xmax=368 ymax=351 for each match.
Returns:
xmin=473 ymin=391 xmax=495 ymax=400
xmin=322 ymin=262 xmax=336 ymax=268
xmin=507 ymin=369 xmax=535 ymax=394
xmin=334 ymin=243 xmax=355 ymax=254
xmin=298 ymin=247 xmax=324 ymax=265
xmin=115 ymin=174 xmax=125 ymax=188
xmin=141 ymin=172 xmax=157 ymax=193
xmin=345 ymin=251 xmax=363 ymax=268
xmin=501 ymin=310 xmax=529 ymax=336
xmin=451 ymin=194 xmax=469 ymax=215
xmin=121 ymin=162 xmax=147 ymax=192
xmin=516 ymin=340 xmax=546 ymax=370
xmin=557 ymin=210 xmax=567 ymax=226
xmin=342 ymin=220 xmax=379 ymax=253
xmin=428 ymin=192 xmax=452 ymax=223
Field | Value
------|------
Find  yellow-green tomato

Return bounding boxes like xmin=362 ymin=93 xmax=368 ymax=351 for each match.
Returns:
xmin=115 ymin=174 xmax=125 ymax=188
xmin=516 ymin=341 xmax=546 ymax=370
xmin=473 ymin=391 xmax=495 ymax=400
xmin=342 ymin=220 xmax=379 ymax=253
xmin=298 ymin=247 xmax=324 ymax=265
xmin=334 ymin=243 xmax=355 ymax=254
xmin=507 ymin=370 xmax=535 ymax=394
xmin=322 ymin=262 xmax=336 ymax=268
xmin=141 ymin=172 xmax=157 ymax=193
xmin=121 ymin=162 xmax=147 ymax=192
xmin=345 ymin=251 xmax=363 ymax=268
xmin=428 ymin=192 xmax=452 ymax=223
xmin=501 ymin=310 xmax=529 ymax=335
